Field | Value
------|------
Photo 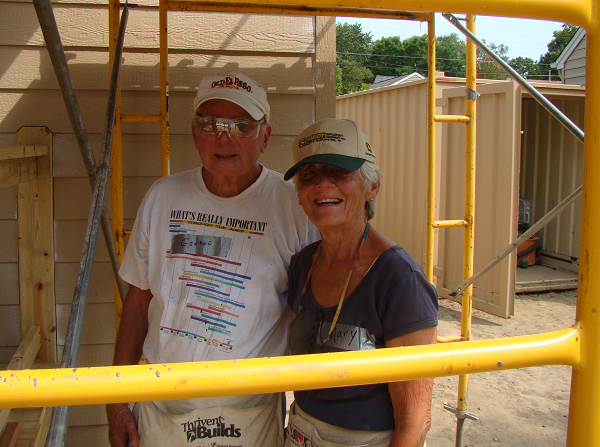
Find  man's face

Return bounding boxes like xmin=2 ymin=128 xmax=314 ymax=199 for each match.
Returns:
xmin=192 ymin=99 xmax=271 ymax=184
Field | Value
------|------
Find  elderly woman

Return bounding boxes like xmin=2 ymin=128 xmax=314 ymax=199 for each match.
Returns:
xmin=283 ymin=118 xmax=439 ymax=447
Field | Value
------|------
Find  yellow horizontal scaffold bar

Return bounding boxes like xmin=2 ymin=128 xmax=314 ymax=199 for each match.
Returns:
xmin=167 ymin=0 xmax=428 ymax=19
xmin=0 ymin=327 xmax=579 ymax=409
xmin=434 ymin=115 xmax=471 ymax=123
xmin=169 ymin=0 xmax=592 ymax=28
xmin=120 ymin=114 xmax=163 ymax=123
xmin=433 ymin=219 xmax=468 ymax=228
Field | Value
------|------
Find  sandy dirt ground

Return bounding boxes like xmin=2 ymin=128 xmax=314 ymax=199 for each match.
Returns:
xmin=429 ymin=290 xmax=577 ymax=447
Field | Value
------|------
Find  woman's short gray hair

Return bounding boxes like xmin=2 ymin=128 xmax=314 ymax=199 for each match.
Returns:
xmin=359 ymin=162 xmax=383 ymax=221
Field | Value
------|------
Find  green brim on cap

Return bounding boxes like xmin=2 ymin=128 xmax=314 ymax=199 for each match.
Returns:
xmin=283 ymin=154 xmax=366 ymax=181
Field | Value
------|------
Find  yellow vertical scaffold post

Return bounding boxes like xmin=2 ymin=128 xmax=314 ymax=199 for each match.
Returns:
xmin=426 ymin=13 xmax=478 ymax=447
xmin=108 ymin=0 xmax=171 ymax=329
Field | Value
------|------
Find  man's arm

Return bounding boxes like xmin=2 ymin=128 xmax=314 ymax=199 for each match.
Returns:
xmin=386 ymin=326 xmax=437 ymax=447
xmin=107 ymin=285 xmax=153 ymax=447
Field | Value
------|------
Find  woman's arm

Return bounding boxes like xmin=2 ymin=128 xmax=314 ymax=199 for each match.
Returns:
xmin=386 ymin=326 xmax=437 ymax=447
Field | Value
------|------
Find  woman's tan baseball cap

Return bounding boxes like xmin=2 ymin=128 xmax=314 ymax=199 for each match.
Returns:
xmin=193 ymin=72 xmax=270 ymax=121
xmin=284 ymin=118 xmax=376 ymax=181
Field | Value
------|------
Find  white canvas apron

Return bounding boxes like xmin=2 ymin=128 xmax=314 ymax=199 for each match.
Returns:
xmin=137 ymin=394 xmax=284 ymax=447
xmin=285 ymin=402 xmax=392 ymax=447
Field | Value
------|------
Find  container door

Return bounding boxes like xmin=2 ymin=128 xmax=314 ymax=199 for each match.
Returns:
xmin=437 ymin=81 xmax=522 ymax=318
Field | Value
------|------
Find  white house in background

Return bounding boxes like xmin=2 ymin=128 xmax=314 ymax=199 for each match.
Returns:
xmin=552 ymin=27 xmax=586 ymax=85
xmin=369 ymin=72 xmax=425 ymax=89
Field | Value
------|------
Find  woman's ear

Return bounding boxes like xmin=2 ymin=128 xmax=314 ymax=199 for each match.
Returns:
xmin=368 ymin=179 xmax=380 ymax=200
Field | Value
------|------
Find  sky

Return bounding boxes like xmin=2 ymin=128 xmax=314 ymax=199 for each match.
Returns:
xmin=338 ymin=13 xmax=567 ymax=62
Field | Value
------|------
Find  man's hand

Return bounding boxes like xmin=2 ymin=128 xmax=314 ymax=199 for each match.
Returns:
xmin=107 ymin=403 xmax=140 ymax=447
xmin=109 ymin=285 xmax=153 ymax=446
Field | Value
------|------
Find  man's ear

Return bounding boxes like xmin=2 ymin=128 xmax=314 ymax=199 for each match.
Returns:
xmin=260 ymin=124 xmax=273 ymax=154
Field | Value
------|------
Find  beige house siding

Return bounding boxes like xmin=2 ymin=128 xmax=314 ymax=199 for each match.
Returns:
xmin=0 ymin=0 xmax=334 ymax=444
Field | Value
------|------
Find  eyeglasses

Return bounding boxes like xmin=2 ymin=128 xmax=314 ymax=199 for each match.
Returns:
xmin=194 ymin=116 xmax=266 ymax=139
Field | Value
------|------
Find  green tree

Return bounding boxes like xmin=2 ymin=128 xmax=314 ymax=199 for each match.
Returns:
xmin=336 ymin=59 xmax=374 ymax=95
xmin=369 ymin=36 xmax=404 ymax=77
xmin=436 ymin=33 xmax=467 ymax=76
xmin=477 ymin=40 xmax=510 ymax=79
xmin=400 ymin=35 xmax=429 ymax=75
xmin=509 ymin=56 xmax=543 ymax=79
xmin=336 ymin=22 xmax=374 ymax=94
xmin=369 ymin=35 xmax=429 ymax=77
xmin=537 ymin=24 xmax=579 ymax=80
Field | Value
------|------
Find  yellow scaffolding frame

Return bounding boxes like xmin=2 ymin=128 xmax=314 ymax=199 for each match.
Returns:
xmin=8 ymin=1 xmax=597 ymax=447
xmin=427 ymin=13 xmax=479 ymax=444
xmin=108 ymin=0 xmax=171 ymax=329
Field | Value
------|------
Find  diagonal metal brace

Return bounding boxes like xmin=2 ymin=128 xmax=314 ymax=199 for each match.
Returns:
xmin=444 ymin=403 xmax=480 ymax=421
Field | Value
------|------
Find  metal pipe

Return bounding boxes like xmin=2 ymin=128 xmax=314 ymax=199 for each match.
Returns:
xmin=443 ymin=12 xmax=584 ymax=144
xmin=454 ymin=14 xmax=477 ymax=447
xmin=434 ymin=115 xmax=471 ymax=123
xmin=166 ymin=0 xmax=427 ymax=20
xmin=425 ymin=13 xmax=436 ymax=282
xmin=433 ymin=220 xmax=468 ymax=228
xmin=44 ymin=5 xmax=129 ymax=447
xmin=0 ymin=327 xmax=580 ymax=409
xmin=32 ymin=0 xmax=128 ymax=304
xmin=566 ymin=16 xmax=600 ymax=446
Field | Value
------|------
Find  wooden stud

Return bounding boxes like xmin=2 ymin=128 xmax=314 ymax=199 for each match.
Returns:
xmin=6 ymin=326 xmax=41 ymax=372
xmin=16 ymin=127 xmax=55 ymax=363
xmin=32 ymin=407 xmax=52 ymax=447
xmin=0 ymin=146 xmax=48 ymax=161
xmin=0 ymin=422 xmax=19 ymax=447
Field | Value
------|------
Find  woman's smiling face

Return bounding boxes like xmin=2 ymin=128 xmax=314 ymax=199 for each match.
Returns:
xmin=297 ymin=163 xmax=376 ymax=231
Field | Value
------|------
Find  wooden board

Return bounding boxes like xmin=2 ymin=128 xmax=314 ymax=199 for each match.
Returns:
xmin=16 ymin=127 xmax=55 ymax=362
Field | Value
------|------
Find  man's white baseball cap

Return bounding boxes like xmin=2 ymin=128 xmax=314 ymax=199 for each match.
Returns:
xmin=284 ymin=118 xmax=377 ymax=181
xmin=193 ymin=72 xmax=270 ymax=121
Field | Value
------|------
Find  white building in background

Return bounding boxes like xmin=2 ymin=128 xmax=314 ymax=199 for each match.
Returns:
xmin=552 ymin=27 xmax=586 ymax=85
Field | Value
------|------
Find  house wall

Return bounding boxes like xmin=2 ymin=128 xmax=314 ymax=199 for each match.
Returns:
xmin=563 ymin=35 xmax=587 ymax=85
xmin=0 ymin=0 xmax=334 ymax=444
xmin=563 ymin=34 xmax=586 ymax=85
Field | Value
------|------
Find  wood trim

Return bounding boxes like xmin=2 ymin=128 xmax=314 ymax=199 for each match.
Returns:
xmin=0 ymin=326 xmax=41 ymax=435
xmin=32 ymin=407 xmax=52 ymax=447
xmin=314 ymin=15 xmax=336 ymax=121
xmin=7 ymin=326 xmax=41 ymax=371
xmin=0 ymin=146 xmax=48 ymax=161
xmin=16 ymin=127 xmax=56 ymax=363
xmin=0 ymin=158 xmax=37 ymax=190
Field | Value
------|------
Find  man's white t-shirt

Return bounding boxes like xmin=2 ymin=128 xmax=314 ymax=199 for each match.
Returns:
xmin=120 ymin=166 xmax=318 ymax=414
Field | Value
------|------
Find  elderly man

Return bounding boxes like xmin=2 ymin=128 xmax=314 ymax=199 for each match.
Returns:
xmin=107 ymin=72 xmax=317 ymax=447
